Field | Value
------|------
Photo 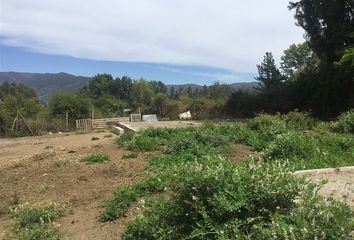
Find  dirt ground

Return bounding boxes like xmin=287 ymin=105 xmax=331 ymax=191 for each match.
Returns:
xmin=0 ymin=131 xmax=151 ymax=240
xmin=0 ymin=130 xmax=353 ymax=239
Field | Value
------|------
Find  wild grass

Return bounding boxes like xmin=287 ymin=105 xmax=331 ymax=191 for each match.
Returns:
xmin=11 ymin=203 xmax=65 ymax=240
xmin=81 ymin=153 xmax=110 ymax=164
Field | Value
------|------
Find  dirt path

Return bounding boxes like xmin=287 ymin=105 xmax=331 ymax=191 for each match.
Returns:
xmin=0 ymin=131 xmax=151 ymax=239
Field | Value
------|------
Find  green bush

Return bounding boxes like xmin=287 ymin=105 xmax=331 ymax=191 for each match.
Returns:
xmin=121 ymin=160 xmax=354 ymax=239
xmin=81 ymin=153 xmax=110 ymax=164
xmin=281 ymin=110 xmax=316 ymax=130
xmin=263 ymin=132 xmax=318 ymax=161
xmin=247 ymin=114 xmax=288 ymax=141
xmin=331 ymin=110 xmax=354 ymax=134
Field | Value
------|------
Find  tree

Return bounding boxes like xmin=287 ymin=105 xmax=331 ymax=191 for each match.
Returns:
xmin=153 ymin=93 xmax=168 ymax=116
xmin=255 ymin=52 xmax=284 ymax=92
xmin=289 ymin=0 xmax=354 ymax=64
xmin=48 ymin=93 xmax=92 ymax=123
xmin=132 ymin=79 xmax=154 ymax=110
xmin=88 ymin=74 xmax=114 ymax=98
xmin=150 ymin=81 xmax=167 ymax=94
xmin=169 ymin=86 xmax=175 ymax=99
xmin=280 ymin=42 xmax=318 ymax=79
xmin=110 ymin=76 xmax=133 ymax=100
xmin=289 ymin=0 xmax=354 ymax=116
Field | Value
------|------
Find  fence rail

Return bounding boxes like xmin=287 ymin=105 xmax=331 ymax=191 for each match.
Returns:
xmin=76 ymin=117 xmax=130 ymax=131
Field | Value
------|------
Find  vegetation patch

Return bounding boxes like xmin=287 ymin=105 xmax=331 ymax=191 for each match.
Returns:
xmin=11 ymin=203 xmax=65 ymax=240
xmin=81 ymin=153 xmax=110 ymax=164
xmin=103 ymin=113 xmax=354 ymax=238
xmin=101 ymin=177 xmax=166 ymax=221
xmin=122 ymin=160 xmax=354 ymax=239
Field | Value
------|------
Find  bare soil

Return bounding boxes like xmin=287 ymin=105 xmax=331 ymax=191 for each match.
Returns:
xmin=0 ymin=131 xmax=151 ymax=240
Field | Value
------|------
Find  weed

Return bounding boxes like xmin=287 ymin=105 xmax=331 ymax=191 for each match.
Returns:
xmin=91 ymin=136 xmax=100 ymax=141
xmin=101 ymin=177 xmax=165 ymax=221
xmin=11 ymin=192 xmax=21 ymax=205
xmin=122 ymin=152 xmax=138 ymax=159
xmin=0 ymin=204 xmax=10 ymax=216
xmin=12 ymin=203 xmax=65 ymax=240
xmin=81 ymin=153 xmax=110 ymax=164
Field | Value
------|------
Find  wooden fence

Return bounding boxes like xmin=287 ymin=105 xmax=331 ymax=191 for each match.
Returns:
xmin=76 ymin=118 xmax=93 ymax=131
xmin=76 ymin=117 xmax=130 ymax=131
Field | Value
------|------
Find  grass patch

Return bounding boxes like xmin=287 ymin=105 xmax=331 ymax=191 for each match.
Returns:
xmin=81 ymin=153 xmax=110 ymax=164
xmin=104 ymin=134 xmax=113 ymax=138
xmin=101 ymin=177 xmax=165 ymax=221
xmin=91 ymin=136 xmax=100 ymax=141
xmin=12 ymin=203 xmax=65 ymax=240
xmin=122 ymin=152 xmax=138 ymax=159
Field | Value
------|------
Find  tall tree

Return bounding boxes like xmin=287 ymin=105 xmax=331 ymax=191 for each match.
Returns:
xmin=280 ymin=42 xmax=318 ymax=79
xmin=88 ymin=74 xmax=114 ymax=99
xmin=289 ymin=0 xmax=354 ymax=116
xmin=255 ymin=52 xmax=284 ymax=92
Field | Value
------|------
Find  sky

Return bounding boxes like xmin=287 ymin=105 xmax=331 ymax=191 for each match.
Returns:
xmin=0 ymin=0 xmax=305 ymax=85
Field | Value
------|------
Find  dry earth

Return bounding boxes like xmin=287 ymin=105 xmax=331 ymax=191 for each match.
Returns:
xmin=0 ymin=131 xmax=151 ymax=239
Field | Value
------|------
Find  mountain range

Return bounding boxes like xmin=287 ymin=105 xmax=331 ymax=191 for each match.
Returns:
xmin=0 ymin=72 xmax=257 ymax=101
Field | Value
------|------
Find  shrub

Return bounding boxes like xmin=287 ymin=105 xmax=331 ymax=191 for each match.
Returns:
xmin=121 ymin=160 xmax=354 ymax=239
xmin=81 ymin=153 xmax=110 ymax=163
xmin=263 ymin=132 xmax=318 ymax=161
xmin=247 ymin=114 xmax=288 ymax=141
xmin=281 ymin=110 xmax=316 ymax=130
xmin=331 ymin=110 xmax=354 ymax=134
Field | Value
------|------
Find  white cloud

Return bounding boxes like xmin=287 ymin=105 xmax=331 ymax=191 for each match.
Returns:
xmin=0 ymin=0 xmax=304 ymax=72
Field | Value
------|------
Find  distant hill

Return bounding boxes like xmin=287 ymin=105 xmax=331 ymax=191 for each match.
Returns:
xmin=0 ymin=72 xmax=90 ymax=101
xmin=0 ymin=72 xmax=257 ymax=101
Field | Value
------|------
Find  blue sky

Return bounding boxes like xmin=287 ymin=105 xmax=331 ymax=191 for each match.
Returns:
xmin=0 ymin=44 xmax=255 ymax=85
xmin=0 ymin=0 xmax=305 ymax=85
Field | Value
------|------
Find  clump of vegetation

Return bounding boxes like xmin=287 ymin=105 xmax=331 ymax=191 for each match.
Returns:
xmin=121 ymin=160 xmax=353 ymax=239
xmin=11 ymin=203 xmax=65 ymax=240
xmin=104 ymin=134 xmax=113 ymax=138
xmin=11 ymin=192 xmax=22 ymax=205
xmin=81 ymin=153 xmax=110 ymax=164
xmin=331 ymin=110 xmax=354 ymax=134
xmin=101 ymin=177 xmax=165 ymax=221
xmin=122 ymin=152 xmax=138 ymax=159
xmin=0 ymin=204 xmax=10 ymax=216
xmin=91 ymin=136 xmax=100 ymax=141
